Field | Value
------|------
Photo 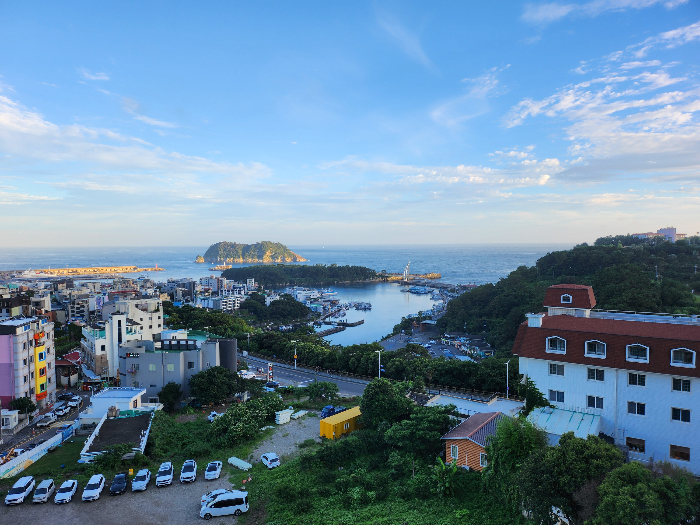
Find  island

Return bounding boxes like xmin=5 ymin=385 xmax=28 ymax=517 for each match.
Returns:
xmin=197 ymin=241 xmax=307 ymax=263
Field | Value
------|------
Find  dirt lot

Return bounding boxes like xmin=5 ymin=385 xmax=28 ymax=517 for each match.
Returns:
xmin=250 ymin=413 xmax=321 ymax=462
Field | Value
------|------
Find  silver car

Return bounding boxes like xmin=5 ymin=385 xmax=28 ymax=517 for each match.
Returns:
xmin=54 ymin=480 xmax=78 ymax=504
xmin=32 ymin=479 xmax=55 ymax=503
xmin=131 ymin=469 xmax=151 ymax=491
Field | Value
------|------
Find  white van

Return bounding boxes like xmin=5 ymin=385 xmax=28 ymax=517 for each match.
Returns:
xmin=200 ymin=491 xmax=249 ymax=519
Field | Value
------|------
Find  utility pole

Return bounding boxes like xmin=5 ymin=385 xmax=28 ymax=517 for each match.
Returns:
xmin=505 ymin=359 xmax=510 ymax=399
xmin=376 ymin=350 xmax=382 ymax=378
xmin=291 ymin=340 xmax=298 ymax=370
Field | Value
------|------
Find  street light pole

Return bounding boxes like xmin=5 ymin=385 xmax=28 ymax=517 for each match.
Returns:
xmin=376 ymin=350 xmax=381 ymax=379
xmin=291 ymin=340 xmax=298 ymax=370
xmin=505 ymin=359 xmax=510 ymax=399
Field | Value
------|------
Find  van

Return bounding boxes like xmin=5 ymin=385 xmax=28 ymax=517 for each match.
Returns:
xmin=37 ymin=413 xmax=57 ymax=427
xmin=200 ymin=491 xmax=249 ymax=519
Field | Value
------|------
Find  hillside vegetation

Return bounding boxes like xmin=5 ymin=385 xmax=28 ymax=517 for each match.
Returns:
xmin=222 ymin=263 xmax=379 ymax=286
xmin=438 ymin=237 xmax=700 ymax=356
xmin=198 ymin=241 xmax=307 ymax=263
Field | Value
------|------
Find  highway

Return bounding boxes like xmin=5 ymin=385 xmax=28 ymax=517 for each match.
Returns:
xmin=242 ymin=355 xmax=369 ymax=397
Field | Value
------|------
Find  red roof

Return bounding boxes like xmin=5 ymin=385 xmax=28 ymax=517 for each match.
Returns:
xmin=63 ymin=350 xmax=82 ymax=364
xmin=442 ymin=412 xmax=503 ymax=447
xmin=543 ymin=284 xmax=596 ymax=310
xmin=55 ymin=359 xmax=78 ymax=367
xmin=513 ymin=314 xmax=700 ymax=378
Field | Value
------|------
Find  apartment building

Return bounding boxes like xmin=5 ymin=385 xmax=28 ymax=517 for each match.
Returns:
xmin=514 ymin=284 xmax=700 ymax=474
xmin=0 ymin=316 xmax=56 ymax=409
xmin=0 ymin=295 xmax=31 ymax=319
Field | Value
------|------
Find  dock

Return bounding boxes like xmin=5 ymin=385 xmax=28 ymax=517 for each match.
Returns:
xmin=337 ymin=319 xmax=364 ymax=327
xmin=316 ymin=326 xmax=346 ymax=337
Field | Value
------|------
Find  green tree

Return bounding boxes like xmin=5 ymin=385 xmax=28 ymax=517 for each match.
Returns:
xmin=385 ymin=405 xmax=457 ymax=463
xmin=359 ymin=379 xmax=413 ymax=429
xmin=432 ymin=457 xmax=458 ymax=497
xmin=519 ymin=432 xmax=623 ymax=524
xmin=9 ymin=397 xmax=36 ymax=414
xmin=305 ymin=381 xmax=339 ymax=402
xmin=518 ymin=378 xmax=551 ymax=416
xmin=188 ymin=366 xmax=240 ymax=404
xmin=157 ymin=382 xmax=182 ymax=412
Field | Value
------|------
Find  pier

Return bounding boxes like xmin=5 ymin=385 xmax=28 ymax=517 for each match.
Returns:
xmin=337 ymin=319 xmax=364 ymax=327
xmin=316 ymin=326 xmax=346 ymax=337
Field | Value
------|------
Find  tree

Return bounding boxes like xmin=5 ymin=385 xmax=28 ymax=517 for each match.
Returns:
xmin=157 ymin=382 xmax=182 ymax=412
xmin=9 ymin=397 xmax=36 ymax=414
xmin=518 ymin=378 xmax=551 ymax=416
xmin=359 ymin=379 xmax=413 ymax=429
xmin=385 ymin=405 xmax=457 ymax=464
xmin=305 ymin=381 xmax=339 ymax=402
xmin=188 ymin=366 xmax=240 ymax=404
xmin=519 ymin=432 xmax=623 ymax=524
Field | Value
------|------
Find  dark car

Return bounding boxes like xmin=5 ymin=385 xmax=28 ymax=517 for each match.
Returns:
xmin=58 ymin=393 xmax=74 ymax=401
xmin=27 ymin=443 xmax=39 ymax=450
xmin=109 ymin=473 xmax=128 ymax=495
xmin=265 ymin=381 xmax=280 ymax=389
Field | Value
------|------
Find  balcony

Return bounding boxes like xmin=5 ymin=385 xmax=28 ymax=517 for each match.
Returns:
xmin=126 ymin=368 xmax=138 ymax=374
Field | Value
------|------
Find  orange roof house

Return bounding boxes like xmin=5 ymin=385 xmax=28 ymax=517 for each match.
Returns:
xmin=441 ymin=412 xmax=504 ymax=471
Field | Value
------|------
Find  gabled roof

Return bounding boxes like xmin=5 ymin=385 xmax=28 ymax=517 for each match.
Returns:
xmin=441 ymin=412 xmax=504 ymax=447
xmin=543 ymin=284 xmax=596 ymax=310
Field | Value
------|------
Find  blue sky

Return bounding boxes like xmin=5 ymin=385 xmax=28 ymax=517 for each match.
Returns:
xmin=1 ymin=1 xmax=699 ymax=246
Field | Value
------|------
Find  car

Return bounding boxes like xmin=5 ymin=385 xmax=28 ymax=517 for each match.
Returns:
xmin=428 ymin=350 xmax=436 ymax=356
xmin=180 ymin=459 xmax=197 ymax=483
xmin=334 ymin=406 xmax=347 ymax=414
xmin=37 ymin=413 xmax=57 ymax=427
xmin=204 ymin=461 xmax=222 ymax=480
xmin=131 ymin=469 xmax=151 ymax=491
xmin=265 ymin=381 xmax=280 ymax=389
xmin=57 ymin=393 xmax=74 ymax=401
xmin=5 ymin=476 xmax=35 ymax=505
xmin=207 ymin=411 xmax=222 ymax=423
xmin=82 ymin=474 xmax=105 ymax=501
xmin=261 ymin=453 xmax=280 ymax=469
xmin=55 ymin=405 xmax=70 ymax=416
xmin=200 ymin=491 xmax=249 ymax=520
xmin=261 ymin=386 xmax=276 ymax=393
xmin=109 ymin=473 xmax=128 ymax=495
xmin=27 ymin=443 xmax=39 ymax=450
xmin=155 ymin=462 xmax=174 ymax=487
xmin=32 ymin=479 xmax=55 ymax=503
xmin=54 ymin=479 xmax=78 ymax=504
xmin=12 ymin=448 xmax=26 ymax=457
xmin=239 ymin=371 xmax=256 ymax=379
xmin=201 ymin=488 xmax=232 ymax=506
xmin=67 ymin=396 xmax=82 ymax=408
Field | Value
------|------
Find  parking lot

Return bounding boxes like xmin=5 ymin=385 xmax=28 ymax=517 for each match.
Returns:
xmin=0 ymin=473 xmax=242 ymax=524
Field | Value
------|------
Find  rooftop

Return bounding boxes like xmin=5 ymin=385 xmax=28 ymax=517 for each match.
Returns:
xmin=93 ymin=387 xmax=145 ymax=399
xmin=442 ymin=412 xmax=503 ymax=447
xmin=321 ymin=405 xmax=361 ymax=424
xmin=426 ymin=394 xmax=523 ymax=418
xmin=527 ymin=406 xmax=601 ymax=441
xmin=87 ymin=413 xmax=151 ymax=453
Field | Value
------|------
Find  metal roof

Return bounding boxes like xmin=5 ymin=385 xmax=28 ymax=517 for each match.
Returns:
xmin=527 ymin=406 xmax=601 ymax=440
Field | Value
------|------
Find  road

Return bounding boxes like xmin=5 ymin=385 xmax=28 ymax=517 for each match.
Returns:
xmin=242 ymin=355 xmax=368 ymax=397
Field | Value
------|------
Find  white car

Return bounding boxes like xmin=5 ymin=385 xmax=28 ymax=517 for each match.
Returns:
xmin=67 ymin=396 xmax=82 ymax=408
xmin=155 ymin=462 xmax=174 ymax=487
xmin=200 ymin=491 xmax=249 ymax=519
xmin=54 ymin=479 xmax=78 ymax=504
xmin=55 ymin=405 xmax=70 ymax=416
xmin=201 ymin=488 xmax=231 ymax=506
xmin=81 ymin=474 xmax=105 ymax=502
xmin=204 ymin=461 xmax=222 ymax=480
xmin=180 ymin=459 xmax=197 ymax=483
xmin=36 ymin=413 xmax=57 ymax=427
xmin=131 ymin=469 xmax=151 ymax=491
xmin=207 ymin=411 xmax=222 ymax=423
xmin=261 ymin=453 xmax=280 ymax=469
xmin=5 ymin=476 xmax=35 ymax=505
xmin=32 ymin=479 xmax=55 ymax=503
xmin=239 ymin=371 xmax=256 ymax=379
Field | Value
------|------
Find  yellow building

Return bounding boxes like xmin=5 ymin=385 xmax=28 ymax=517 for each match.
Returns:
xmin=319 ymin=406 xmax=362 ymax=440
xmin=33 ymin=342 xmax=48 ymax=402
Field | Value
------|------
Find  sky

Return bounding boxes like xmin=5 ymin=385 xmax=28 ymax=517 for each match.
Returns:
xmin=1 ymin=1 xmax=699 ymax=247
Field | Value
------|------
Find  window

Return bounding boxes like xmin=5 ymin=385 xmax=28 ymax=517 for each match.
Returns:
xmin=587 ymin=368 xmax=604 ymax=381
xmin=628 ymin=401 xmax=646 ymax=415
xmin=38 ymin=351 xmax=45 ymax=361
xmin=672 ymin=378 xmax=691 ymax=392
xmin=549 ymin=390 xmax=565 ymax=403
xmin=187 ymin=361 xmax=195 ymax=370
xmin=148 ymin=397 xmax=159 ymax=403
xmin=546 ymin=337 xmax=566 ymax=354
xmin=670 ymin=445 xmax=690 ymax=461
xmin=30 ymin=371 xmax=34 ymax=380
xmin=132 ymin=364 xmax=139 ymax=371
xmin=149 ymin=384 xmax=157 ymax=388
xmin=587 ymin=396 xmax=603 ymax=409
xmin=22 ymin=358 xmax=27 ymax=366
xmin=166 ymin=364 xmax=174 ymax=372
xmin=561 ymin=294 xmax=572 ymax=304
xmin=627 ymin=344 xmax=649 ymax=363
xmin=451 ymin=445 xmax=459 ymax=460
xmin=549 ymin=363 xmax=564 ymax=376
xmin=30 ymin=387 xmax=35 ymax=395
xmin=344 ymin=422 xmax=350 ymax=430
xmin=480 ymin=453 xmax=488 ymax=468
xmin=626 ymin=437 xmax=645 ymax=453
xmin=585 ymin=340 xmax=606 ymax=358
xmin=47 ymin=362 xmax=51 ymax=369
xmin=39 ymin=383 xmax=46 ymax=392
xmin=671 ymin=408 xmax=690 ymax=423
xmin=629 ymin=373 xmax=646 ymax=387
xmin=671 ymin=349 xmax=695 ymax=368
xmin=39 ymin=367 xmax=46 ymax=377
xmin=48 ymin=377 xmax=51 ymax=384
xmin=23 ymin=375 xmax=27 ymax=384
xmin=149 ymin=364 xmax=156 ymax=372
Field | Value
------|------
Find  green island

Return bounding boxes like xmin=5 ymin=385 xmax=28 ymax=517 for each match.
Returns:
xmin=196 ymin=241 xmax=308 ymax=263
xmin=222 ymin=263 xmax=380 ymax=286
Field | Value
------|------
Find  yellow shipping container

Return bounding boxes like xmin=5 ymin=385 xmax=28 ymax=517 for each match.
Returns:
xmin=319 ymin=406 xmax=362 ymax=440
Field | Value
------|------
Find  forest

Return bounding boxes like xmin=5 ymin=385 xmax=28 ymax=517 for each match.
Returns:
xmin=222 ymin=263 xmax=380 ymax=286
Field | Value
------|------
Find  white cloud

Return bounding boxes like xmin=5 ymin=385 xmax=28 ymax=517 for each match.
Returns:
xmin=620 ymin=60 xmax=661 ymax=69
xmin=121 ymin=96 xmax=179 ymax=128
xmin=522 ymin=0 xmax=689 ymax=25
xmin=376 ymin=10 xmax=432 ymax=68
xmin=133 ymin=115 xmax=179 ymax=128
xmin=78 ymin=68 xmax=110 ymax=81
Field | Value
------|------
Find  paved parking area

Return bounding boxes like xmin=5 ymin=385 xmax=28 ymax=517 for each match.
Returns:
xmin=0 ymin=474 xmax=241 ymax=524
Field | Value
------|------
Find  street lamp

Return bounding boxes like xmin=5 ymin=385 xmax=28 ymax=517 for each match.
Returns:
xmin=376 ymin=350 xmax=382 ymax=379
xmin=505 ymin=359 xmax=510 ymax=399
xmin=291 ymin=340 xmax=298 ymax=370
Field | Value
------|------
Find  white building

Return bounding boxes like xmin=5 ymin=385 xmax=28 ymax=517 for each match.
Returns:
xmin=515 ymin=284 xmax=700 ymax=474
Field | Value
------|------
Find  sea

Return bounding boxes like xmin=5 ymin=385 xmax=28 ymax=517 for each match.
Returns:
xmin=0 ymin=244 xmax=572 ymax=345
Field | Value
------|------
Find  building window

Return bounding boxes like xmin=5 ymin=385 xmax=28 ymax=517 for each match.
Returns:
xmin=480 ymin=453 xmax=488 ymax=468
xmin=587 ymin=368 xmax=604 ymax=381
xmin=133 ymin=364 xmax=140 ymax=371
xmin=626 ymin=437 xmax=645 ymax=453
xmin=38 ymin=351 xmax=46 ymax=361
xmin=47 ymin=362 xmax=51 ymax=369
xmin=585 ymin=340 xmax=606 ymax=358
xmin=671 ymin=349 xmax=695 ymax=368
xmin=30 ymin=387 xmax=35 ymax=395
xmin=670 ymin=445 xmax=690 ymax=462
xmin=671 ymin=408 xmax=691 ymax=423
xmin=148 ymin=397 xmax=159 ymax=403
xmin=48 ymin=377 xmax=51 ymax=384
xmin=39 ymin=383 xmax=46 ymax=392
xmin=30 ymin=371 xmax=34 ymax=380
xmin=628 ymin=401 xmax=646 ymax=416
xmin=587 ymin=396 xmax=603 ymax=409
xmin=672 ymin=378 xmax=691 ymax=392
xmin=629 ymin=373 xmax=646 ymax=387
xmin=546 ymin=337 xmax=566 ymax=354
xmin=23 ymin=358 xmax=27 ymax=366
xmin=344 ymin=422 xmax=350 ymax=430
xmin=149 ymin=364 xmax=156 ymax=372
xmin=561 ymin=294 xmax=572 ymax=304
xmin=549 ymin=363 xmax=564 ymax=376
xmin=166 ymin=364 xmax=174 ymax=372
xmin=187 ymin=361 xmax=195 ymax=370
xmin=549 ymin=390 xmax=564 ymax=403
xmin=39 ymin=367 xmax=46 ymax=377
xmin=23 ymin=375 xmax=27 ymax=384
xmin=626 ymin=344 xmax=649 ymax=363
xmin=149 ymin=384 xmax=157 ymax=388
xmin=451 ymin=445 xmax=458 ymax=460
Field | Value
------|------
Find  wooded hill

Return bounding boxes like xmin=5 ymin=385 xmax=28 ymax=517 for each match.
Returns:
xmin=222 ymin=264 xmax=379 ymax=286
xmin=199 ymin=241 xmax=307 ymax=263
xmin=438 ymin=237 xmax=700 ymax=356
